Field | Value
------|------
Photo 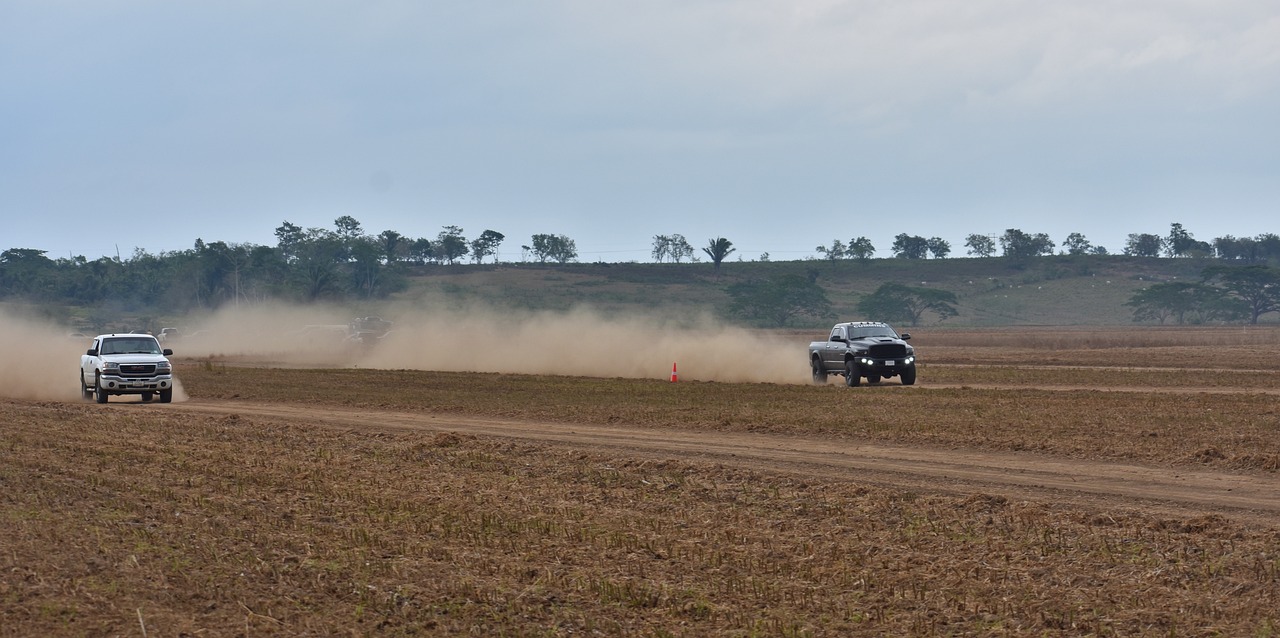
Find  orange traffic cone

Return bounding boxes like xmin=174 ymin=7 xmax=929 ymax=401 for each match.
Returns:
xmin=670 ymin=362 xmax=678 ymax=382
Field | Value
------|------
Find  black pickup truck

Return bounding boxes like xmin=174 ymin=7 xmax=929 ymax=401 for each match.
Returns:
xmin=808 ymin=322 xmax=917 ymax=386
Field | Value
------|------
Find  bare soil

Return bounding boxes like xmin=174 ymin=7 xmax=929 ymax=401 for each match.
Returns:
xmin=3 ymin=325 xmax=1279 ymax=636
xmin=171 ymin=398 xmax=1280 ymax=525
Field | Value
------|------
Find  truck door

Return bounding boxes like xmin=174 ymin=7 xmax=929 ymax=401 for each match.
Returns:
xmin=822 ymin=326 xmax=845 ymax=367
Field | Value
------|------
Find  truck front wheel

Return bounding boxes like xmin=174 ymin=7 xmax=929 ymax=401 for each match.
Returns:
xmin=844 ymin=360 xmax=861 ymax=387
xmin=900 ymin=366 xmax=917 ymax=386
xmin=159 ymin=388 xmax=173 ymax=403
xmin=95 ymin=374 xmax=109 ymax=403
xmin=811 ymin=357 xmax=827 ymax=384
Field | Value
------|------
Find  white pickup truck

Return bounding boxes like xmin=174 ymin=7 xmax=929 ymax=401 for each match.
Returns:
xmin=80 ymin=333 xmax=175 ymax=403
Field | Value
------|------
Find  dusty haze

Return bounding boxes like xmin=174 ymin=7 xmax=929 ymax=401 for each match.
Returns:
xmin=0 ymin=311 xmax=187 ymax=402
xmin=1 ymin=303 xmax=808 ymax=402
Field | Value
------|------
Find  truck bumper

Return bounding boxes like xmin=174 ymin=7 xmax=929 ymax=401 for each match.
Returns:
xmin=98 ymin=375 xmax=173 ymax=394
xmin=853 ymin=357 xmax=916 ymax=376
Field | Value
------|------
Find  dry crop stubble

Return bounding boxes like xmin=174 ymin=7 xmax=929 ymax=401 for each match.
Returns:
xmin=2 ymin=400 xmax=1278 ymax=636
xmin=5 ymin=315 xmax=1280 ymax=634
xmin=177 ymin=365 xmax=1280 ymax=470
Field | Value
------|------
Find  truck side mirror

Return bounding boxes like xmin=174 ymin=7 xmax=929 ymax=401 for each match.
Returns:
xmin=831 ymin=336 xmax=845 ymax=343
xmin=901 ymin=333 xmax=911 ymax=340
xmin=86 ymin=349 xmax=96 ymax=356
xmin=163 ymin=349 xmax=173 ymax=356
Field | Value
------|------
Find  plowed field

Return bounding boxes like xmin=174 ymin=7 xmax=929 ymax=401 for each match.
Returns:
xmin=3 ymin=326 xmax=1279 ymax=636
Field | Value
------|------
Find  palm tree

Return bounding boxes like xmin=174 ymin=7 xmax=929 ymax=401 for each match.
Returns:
xmin=702 ymin=237 xmax=735 ymax=271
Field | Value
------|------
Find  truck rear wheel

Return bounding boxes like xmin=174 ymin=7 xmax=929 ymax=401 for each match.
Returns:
xmin=844 ymin=360 xmax=861 ymax=387
xmin=811 ymin=357 xmax=827 ymax=384
xmin=81 ymin=375 xmax=93 ymax=400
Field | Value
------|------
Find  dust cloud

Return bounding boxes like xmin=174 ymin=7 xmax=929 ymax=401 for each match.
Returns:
xmin=0 ymin=310 xmax=97 ymax=401
xmin=169 ymin=301 xmax=811 ymax=383
xmin=0 ymin=302 xmax=811 ymax=403
xmin=0 ymin=310 xmax=193 ymax=403
xmin=363 ymin=305 xmax=809 ymax=384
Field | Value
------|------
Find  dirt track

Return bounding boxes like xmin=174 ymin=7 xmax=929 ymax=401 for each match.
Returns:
xmin=173 ymin=398 xmax=1280 ymax=527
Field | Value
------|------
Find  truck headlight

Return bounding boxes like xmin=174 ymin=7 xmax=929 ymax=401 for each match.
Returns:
xmin=156 ymin=361 xmax=172 ymax=373
xmin=102 ymin=362 xmax=120 ymax=372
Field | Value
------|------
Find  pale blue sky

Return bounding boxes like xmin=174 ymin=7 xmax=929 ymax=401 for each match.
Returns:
xmin=3 ymin=1 xmax=1277 ymax=262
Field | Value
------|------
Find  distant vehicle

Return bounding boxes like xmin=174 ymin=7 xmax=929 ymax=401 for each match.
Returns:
xmin=293 ymin=324 xmax=351 ymax=341
xmin=80 ymin=333 xmax=175 ymax=403
xmin=348 ymin=316 xmax=393 ymax=345
xmin=808 ymin=322 xmax=917 ymax=387
xmin=350 ymin=316 xmax=393 ymax=336
xmin=158 ymin=327 xmax=181 ymax=343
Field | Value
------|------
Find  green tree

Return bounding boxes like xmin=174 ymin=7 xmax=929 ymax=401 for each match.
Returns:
xmin=815 ymin=239 xmax=846 ymax=261
xmin=530 ymin=234 xmax=578 ymax=264
xmin=1000 ymin=229 xmax=1054 ymax=260
xmin=407 ymin=238 xmax=433 ymax=264
xmin=652 ymin=234 xmax=694 ymax=263
xmin=891 ymin=234 xmax=930 ymax=259
xmin=275 ymin=221 xmax=305 ymax=263
xmin=856 ymin=283 xmax=959 ymax=327
xmin=1202 ymin=265 xmax=1280 ymax=324
xmin=333 ymin=215 xmax=364 ymax=261
xmin=378 ymin=230 xmax=403 ymax=264
xmin=926 ymin=237 xmax=951 ymax=259
xmin=349 ymin=237 xmax=384 ymax=298
xmin=0 ymin=248 xmax=55 ymax=299
xmin=726 ymin=274 xmax=834 ymax=327
xmin=292 ymin=229 xmax=345 ymax=301
xmin=702 ymin=237 xmax=735 ymax=270
xmin=965 ymin=234 xmax=996 ymax=258
xmin=1063 ymin=232 xmax=1093 ymax=255
xmin=434 ymin=226 xmax=469 ymax=264
xmin=1124 ymin=233 xmax=1164 ymax=257
xmin=1125 ymin=281 xmax=1243 ymax=325
xmin=202 ymin=241 xmax=258 ymax=307
xmin=469 ymin=230 xmax=506 ymax=264
xmin=1164 ymin=223 xmax=1213 ymax=258
xmin=847 ymin=237 xmax=875 ymax=261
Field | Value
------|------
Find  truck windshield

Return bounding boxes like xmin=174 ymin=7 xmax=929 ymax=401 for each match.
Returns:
xmin=101 ymin=338 xmax=161 ymax=355
xmin=850 ymin=326 xmax=898 ymax=339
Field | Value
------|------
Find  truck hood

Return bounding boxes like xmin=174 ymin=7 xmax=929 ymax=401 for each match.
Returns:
xmin=101 ymin=354 xmax=169 ymax=364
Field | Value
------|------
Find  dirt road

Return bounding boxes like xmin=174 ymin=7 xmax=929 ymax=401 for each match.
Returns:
xmin=174 ymin=398 xmax=1280 ymax=527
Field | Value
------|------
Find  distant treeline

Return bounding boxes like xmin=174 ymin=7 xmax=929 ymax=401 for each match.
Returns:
xmin=1 ymin=218 xmax=1277 ymax=318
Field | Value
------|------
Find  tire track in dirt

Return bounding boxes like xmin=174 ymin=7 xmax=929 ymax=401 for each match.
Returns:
xmin=171 ymin=399 xmax=1280 ymax=527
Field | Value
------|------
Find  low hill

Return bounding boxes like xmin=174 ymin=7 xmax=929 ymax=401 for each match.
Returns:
xmin=392 ymin=255 xmax=1220 ymax=328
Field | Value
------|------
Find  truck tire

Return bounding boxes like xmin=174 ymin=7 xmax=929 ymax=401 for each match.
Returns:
xmin=868 ymin=374 xmax=881 ymax=384
xmin=95 ymin=375 xmax=109 ymax=403
xmin=811 ymin=357 xmax=827 ymax=384
xmin=844 ymin=360 xmax=861 ymax=387
xmin=159 ymin=388 xmax=173 ymax=403
xmin=141 ymin=392 xmax=153 ymax=402
xmin=900 ymin=366 xmax=917 ymax=386
xmin=81 ymin=375 xmax=93 ymax=400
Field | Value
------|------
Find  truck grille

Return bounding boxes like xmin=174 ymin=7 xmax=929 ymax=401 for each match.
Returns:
xmin=868 ymin=344 xmax=907 ymax=359
xmin=119 ymin=364 xmax=158 ymax=377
